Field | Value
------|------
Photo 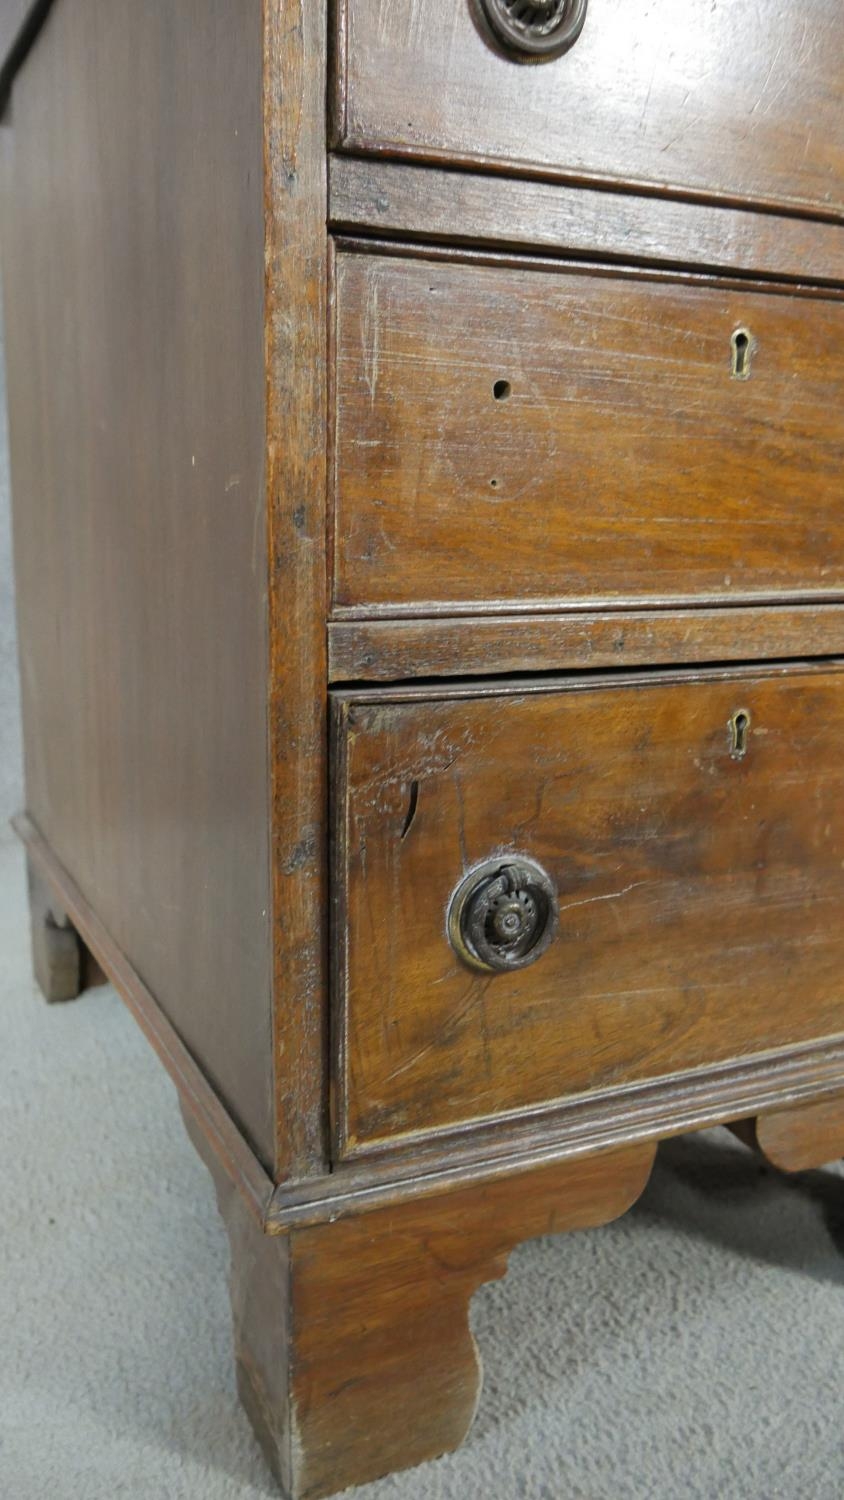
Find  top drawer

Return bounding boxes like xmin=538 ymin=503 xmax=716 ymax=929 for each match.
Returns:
xmin=336 ymin=0 xmax=844 ymax=219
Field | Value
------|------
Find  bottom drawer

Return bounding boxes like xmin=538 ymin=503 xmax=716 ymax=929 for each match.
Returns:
xmin=332 ymin=664 xmax=844 ymax=1155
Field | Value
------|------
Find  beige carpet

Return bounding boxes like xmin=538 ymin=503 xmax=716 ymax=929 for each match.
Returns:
xmin=1 ymin=832 xmax=844 ymax=1498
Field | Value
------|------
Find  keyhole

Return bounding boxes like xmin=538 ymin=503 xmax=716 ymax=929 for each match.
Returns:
xmin=729 ymin=708 xmax=751 ymax=759
xmin=731 ymin=328 xmax=752 ymax=381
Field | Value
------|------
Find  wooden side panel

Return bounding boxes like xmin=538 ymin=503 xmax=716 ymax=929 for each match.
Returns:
xmin=1 ymin=0 xmax=273 ymax=1161
xmin=337 ymin=0 xmax=844 ymax=220
xmin=333 ymin=251 xmax=844 ymax=615
xmin=334 ymin=666 xmax=844 ymax=1152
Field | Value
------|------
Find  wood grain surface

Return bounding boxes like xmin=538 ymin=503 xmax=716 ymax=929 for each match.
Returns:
xmin=19 ymin=813 xmax=275 ymax=1226
xmin=263 ymin=0 xmax=332 ymax=1179
xmin=333 ymin=250 xmax=844 ymax=615
xmin=195 ymin=1119 xmax=654 ymax=1499
xmin=330 ymin=157 xmax=844 ymax=286
xmin=334 ymin=664 xmax=844 ymax=1151
xmin=738 ymin=1093 xmax=844 ymax=1172
xmin=8 ymin=2 xmax=844 ymax=1495
xmin=328 ymin=605 xmax=844 ymax=684
xmin=336 ymin=0 xmax=844 ymax=219
xmin=1 ymin=0 xmax=274 ymax=1163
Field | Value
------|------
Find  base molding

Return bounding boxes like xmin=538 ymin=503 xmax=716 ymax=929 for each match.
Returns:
xmin=269 ymin=1028 xmax=844 ymax=1229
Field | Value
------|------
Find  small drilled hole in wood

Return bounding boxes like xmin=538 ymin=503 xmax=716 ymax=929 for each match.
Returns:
xmin=731 ymin=328 xmax=752 ymax=380
xmin=493 ymin=380 xmax=512 ymax=401
xmin=729 ymin=709 xmax=751 ymax=758
xmin=490 ymin=478 xmax=499 ymax=489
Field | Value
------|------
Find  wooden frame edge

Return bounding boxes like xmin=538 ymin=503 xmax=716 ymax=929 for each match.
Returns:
xmin=331 ymin=137 xmax=844 ymax=231
xmin=328 ymin=605 xmax=844 ymax=685
xmin=263 ymin=0 xmax=331 ymax=1179
xmin=328 ymin=156 xmax=844 ymax=288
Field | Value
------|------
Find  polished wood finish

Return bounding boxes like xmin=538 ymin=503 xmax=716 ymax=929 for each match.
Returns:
xmin=336 ymin=0 xmax=844 ymax=219
xmin=1 ymin=0 xmax=274 ymax=1164
xmin=329 ymin=604 xmax=844 ymax=684
xmin=191 ymin=1110 xmax=654 ymax=1500
xmin=334 ymin=664 xmax=844 ymax=1152
xmin=330 ymin=158 xmax=844 ymax=286
xmin=736 ymin=1095 xmax=844 ymax=1172
xmin=334 ymin=249 xmax=844 ymax=614
xmin=5 ymin=1 xmax=844 ymax=1495
xmin=264 ymin=0 xmax=332 ymax=1180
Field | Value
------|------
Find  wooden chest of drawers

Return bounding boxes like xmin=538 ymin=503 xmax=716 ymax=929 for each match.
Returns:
xmin=3 ymin=2 xmax=844 ymax=1495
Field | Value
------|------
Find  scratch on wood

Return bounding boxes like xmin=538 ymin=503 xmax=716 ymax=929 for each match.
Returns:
xmin=558 ymin=880 xmax=654 ymax=917
xmin=362 ymin=271 xmax=381 ymax=401
xmin=400 ymin=780 xmax=419 ymax=840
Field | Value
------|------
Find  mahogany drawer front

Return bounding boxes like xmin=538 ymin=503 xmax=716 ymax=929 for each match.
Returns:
xmin=334 ymin=252 xmax=844 ymax=615
xmin=336 ymin=0 xmax=844 ymax=219
xmin=333 ymin=665 xmax=844 ymax=1154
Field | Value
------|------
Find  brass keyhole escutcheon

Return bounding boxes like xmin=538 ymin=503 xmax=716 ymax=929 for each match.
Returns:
xmin=731 ymin=327 xmax=753 ymax=380
xmin=448 ymin=856 xmax=558 ymax=973
xmin=729 ymin=708 xmax=751 ymax=759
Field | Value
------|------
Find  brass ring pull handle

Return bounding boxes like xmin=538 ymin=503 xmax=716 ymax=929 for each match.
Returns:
xmin=448 ymin=857 xmax=558 ymax=973
xmin=477 ymin=0 xmax=588 ymax=61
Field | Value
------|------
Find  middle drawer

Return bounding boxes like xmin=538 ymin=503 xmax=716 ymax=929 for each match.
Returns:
xmin=333 ymin=251 xmax=844 ymax=615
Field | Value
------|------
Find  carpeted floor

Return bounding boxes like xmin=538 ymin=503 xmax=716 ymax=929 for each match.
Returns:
xmin=1 ymin=831 xmax=844 ymax=1498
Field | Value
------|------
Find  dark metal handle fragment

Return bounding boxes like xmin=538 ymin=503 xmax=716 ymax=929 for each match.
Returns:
xmin=448 ymin=857 xmax=558 ymax=973
xmin=478 ymin=0 xmax=588 ymax=62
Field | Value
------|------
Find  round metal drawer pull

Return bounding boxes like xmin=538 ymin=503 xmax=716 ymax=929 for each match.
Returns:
xmin=478 ymin=0 xmax=588 ymax=61
xmin=448 ymin=857 xmax=558 ymax=973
